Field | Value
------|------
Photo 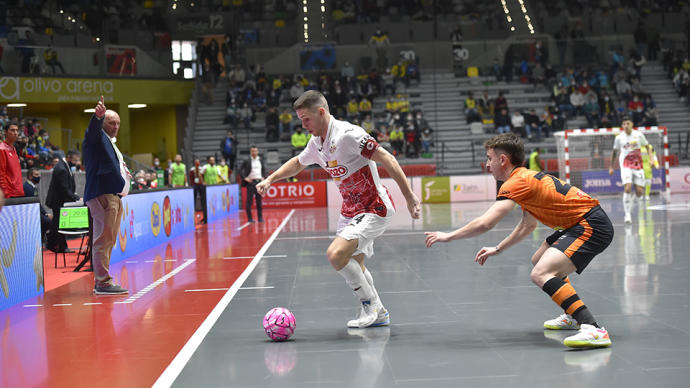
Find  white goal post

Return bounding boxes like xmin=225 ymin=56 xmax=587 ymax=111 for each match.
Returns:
xmin=553 ymin=126 xmax=670 ymax=195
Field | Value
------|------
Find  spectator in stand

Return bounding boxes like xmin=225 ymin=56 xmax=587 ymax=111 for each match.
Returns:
xmin=331 ymin=82 xmax=348 ymax=116
xmin=359 ymin=97 xmax=373 ymax=119
xmin=23 ymin=167 xmax=51 ymax=241
xmin=346 ymin=96 xmax=359 ymax=121
xmin=169 ymin=154 xmax=187 ymax=188
xmin=494 ymin=92 xmax=508 ymax=112
xmin=494 ymin=108 xmax=511 ymax=134
xmin=524 ymin=109 xmax=543 ymax=141
xmin=43 ymin=47 xmax=65 ymax=74
xmin=634 ymin=23 xmax=647 ymax=59
xmin=391 ymin=60 xmax=406 ymax=89
xmin=533 ymin=63 xmax=546 ymax=87
xmin=421 ymin=127 xmax=433 ymax=154
xmin=389 ymin=125 xmax=404 ymax=156
xmin=291 ymin=126 xmax=309 ymax=156
xmin=341 ymin=60 xmax=355 ymax=80
xmin=45 ymin=150 xmax=81 ymax=253
xmin=376 ymin=126 xmax=393 ymax=154
xmin=221 ymin=34 xmax=233 ymax=71
xmin=464 ymin=92 xmax=480 ymax=124
xmin=220 ymin=130 xmax=238 ymax=171
xmin=0 ymin=122 xmax=24 ymax=198
xmin=491 ymin=58 xmax=503 ymax=81
xmin=406 ymin=60 xmax=420 ymax=86
xmin=224 ymin=99 xmax=238 ymax=127
xmin=381 ymin=68 xmax=395 ymax=96
xmin=227 ymin=64 xmax=245 ymax=87
xmin=238 ymin=103 xmax=253 ymax=129
xmin=569 ymin=89 xmax=585 ymax=116
xmin=628 ymin=95 xmax=644 ymax=125
xmin=368 ymin=27 xmax=390 ymax=70
xmin=478 ymin=91 xmax=494 ymax=119
xmin=265 ymin=107 xmax=280 ymax=142
xmin=404 ymin=123 xmax=419 ymax=158
xmin=511 ymin=110 xmax=525 ymax=138
xmin=253 ymin=91 xmax=267 ymax=112
xmin=279 ymin=108 xmax=293 ymax=140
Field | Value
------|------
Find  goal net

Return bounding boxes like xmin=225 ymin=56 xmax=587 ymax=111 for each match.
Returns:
xmin=554 ymin=127 xmax=669 ymax=195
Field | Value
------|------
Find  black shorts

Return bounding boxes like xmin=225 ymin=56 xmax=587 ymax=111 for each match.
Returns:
xmin=545 ymin=205 xmax=614 ymax=274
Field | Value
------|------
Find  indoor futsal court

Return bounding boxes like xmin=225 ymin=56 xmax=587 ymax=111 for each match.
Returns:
xmin=2 ymin=195 xmax=690 ymax=387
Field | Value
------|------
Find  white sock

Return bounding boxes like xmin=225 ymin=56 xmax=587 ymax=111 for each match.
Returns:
xmin=623 ymin=192 xmax=633 ymax=215
xmin=363 ymin=267 xmax=381 ymax=303
xmin=338 ymin=260 xmax=375 ymax=302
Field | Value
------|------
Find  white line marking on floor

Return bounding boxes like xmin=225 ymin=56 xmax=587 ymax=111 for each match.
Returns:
xmin=380 ymin=290 xmax=432 ymax=294
xmin=164 ymin=259 xmax=177 ymax=262
xmin=144 ymin=260 xmax=156 ymax=263
xmin=276 ymin=227 xmax=541 ymax=241
xmin=83 ymin=302 xmax=102 ymax=305
xmin=184 ymin=288 xmax=229 ymax=292
xmin=153 ymin=209 xmax=294 ymax=388
xmin=239 ymin=286 xmax=274 ymax=290
xmin=223 ymin=254 xmax=286 ymax=260
xmin=236 ymin=222 xmax=251 ymax=231
xmin=53 ymin=303 xmax=72 ymax=307
xmin=125 ymin=261 xmax=138 ymax=264
xmin=120 ymin=259 xmax=196 ymax=304
xmin=23 ymin=304 xmax=42 ymax=307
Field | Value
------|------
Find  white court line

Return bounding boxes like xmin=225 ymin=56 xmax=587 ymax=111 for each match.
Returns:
xmin=239 ymin=286 xmax=274 ymax=290
xmin=125 ymin=261 xmax=138 ymax=264
xmin=23 ymin=304 xmax=42 ymax=307
xmin=53 ymin=303 xmax=72 ymax=307
xmin=236 ymin=222 xmax=251 ymax=231
xmin=380 ymin=290 xmax=432 ymax=294
xmin=118 ymin=259 xmax=196 ymax=304
xmin=153 ymin=209 xmax=294 ymax=388
xmin=83 ymin=302 xmax=102 ymax=305
xmin=223 ymin=254 xmax=287 ymax=260
xmin=276 ymin=227 xmax=544 ymax=241
xmin=184 ymin=288 xmax=229 ymax=292
xmin=164 ymin=259 xmax=177 ymax=262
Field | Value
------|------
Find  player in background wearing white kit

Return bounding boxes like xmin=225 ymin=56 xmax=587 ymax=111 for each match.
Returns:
xmin=609 ymin=117 xmax=653 ymax=223
xmin=256 ymin=90 xmax=421 ymax=328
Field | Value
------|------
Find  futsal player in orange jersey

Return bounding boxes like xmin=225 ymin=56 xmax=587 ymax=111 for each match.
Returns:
xmin=425 ymin=133 xmax=613 ymax=348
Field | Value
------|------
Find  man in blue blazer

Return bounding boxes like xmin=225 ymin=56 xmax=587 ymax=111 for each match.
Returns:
xmin=83 ymin=96 xmax=131 ymax=295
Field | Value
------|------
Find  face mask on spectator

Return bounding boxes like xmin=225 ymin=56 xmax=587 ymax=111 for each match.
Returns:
xmin=31 ymin=176 xmax=40 ymax=184
xmin=43 ymin=135 xmax=49 ymax=140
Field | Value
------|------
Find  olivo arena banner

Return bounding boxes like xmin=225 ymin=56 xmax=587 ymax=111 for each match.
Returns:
xmin=0 ymin=76 xmax=193 ymax=104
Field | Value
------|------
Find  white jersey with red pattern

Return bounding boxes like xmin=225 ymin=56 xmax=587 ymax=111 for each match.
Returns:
xmin=613 ymin=130 xmax=648 ymax=170
xmin=298 ymin=115 xmax=395 ymax=218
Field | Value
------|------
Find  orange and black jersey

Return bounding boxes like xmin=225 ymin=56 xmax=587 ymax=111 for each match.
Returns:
xmin=497 ymin=167 xmax=600 ymax=230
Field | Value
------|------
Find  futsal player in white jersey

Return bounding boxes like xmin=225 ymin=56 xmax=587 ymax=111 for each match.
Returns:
xmin=256 ymin=90 xmax=421 ymax=328
xmin=609 ymin=117 xmax=653 ymax=223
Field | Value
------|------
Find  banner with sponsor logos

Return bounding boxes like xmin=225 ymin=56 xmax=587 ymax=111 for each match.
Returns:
xmin=112 ymin=188 xmax=195 ymax=265
xmin=669 ymin=167 xmax=690 ymax=193
xmin=249 ymin=181 xmax=327 ymax=208
xmin=205 ymin=184 xmax=240 ymax=223
xmin=0 ymin=76 xmax=193 ymax=104
xmin=0 ymin=203 xmax=43 ymax=311
xmin=579 ymin=169 xmax=664 ymax=194
xmin=450 ymin=175 xmax=495 ymax=202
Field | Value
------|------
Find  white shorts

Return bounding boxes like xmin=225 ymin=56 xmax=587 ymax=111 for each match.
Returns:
xmin=336 ymin=212 xmax=392 ymax=259
xmin=620 ymin=168 xmax=646 ymax=187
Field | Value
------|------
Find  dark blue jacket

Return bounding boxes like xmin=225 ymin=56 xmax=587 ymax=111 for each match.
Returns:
xmin=83 ymin=115 xmax=126 ymax=202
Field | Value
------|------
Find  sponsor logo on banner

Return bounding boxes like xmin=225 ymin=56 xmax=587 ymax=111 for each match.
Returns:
xmin=0 ymin=77 xmax=20 ymax=99
xmin=256 ymin=181 xmax=327 ymax=208
xmin=581 ymin=169 xmax=664 ymax=193
xmin=163 ymin=196 xmax=172 ymax=237
xmin=669 ymin=167 xmax=690 ymax=193
xmin=421 ymin=177 xmax=450 ymax=203
xmin=150 ymin=201 xmax=161 ymax=236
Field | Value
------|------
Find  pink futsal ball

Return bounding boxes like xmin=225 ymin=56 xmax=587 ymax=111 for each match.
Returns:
xmin=263 ymin=307 xmax=296 ymax=341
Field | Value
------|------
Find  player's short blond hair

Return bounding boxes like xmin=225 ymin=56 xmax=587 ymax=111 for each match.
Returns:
xmin=293 ymin=90 xmax=329 ymax=112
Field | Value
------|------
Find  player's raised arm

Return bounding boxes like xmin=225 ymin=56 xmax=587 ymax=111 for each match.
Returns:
xmin=256 ymin=156 xmax=307 ymax=196
xmin=424 ymin=198 xmax=515 ymax=248
xmin=370 ymin=146 xmax=420 ymax=219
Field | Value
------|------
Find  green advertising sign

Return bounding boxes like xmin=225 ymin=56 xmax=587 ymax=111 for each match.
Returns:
xmin=58 ymin=206 xmax=89 ymax=229
xmin=421 ymin=176 xmax=450 ymax=203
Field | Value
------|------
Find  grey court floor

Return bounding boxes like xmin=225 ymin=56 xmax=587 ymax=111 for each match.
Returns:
xmin=173 ymin=195 xmax=690 ymax=388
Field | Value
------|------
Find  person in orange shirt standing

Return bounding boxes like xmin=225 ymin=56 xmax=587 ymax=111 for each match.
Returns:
xmin=425 ymin=133 xmax=614 ymax=349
